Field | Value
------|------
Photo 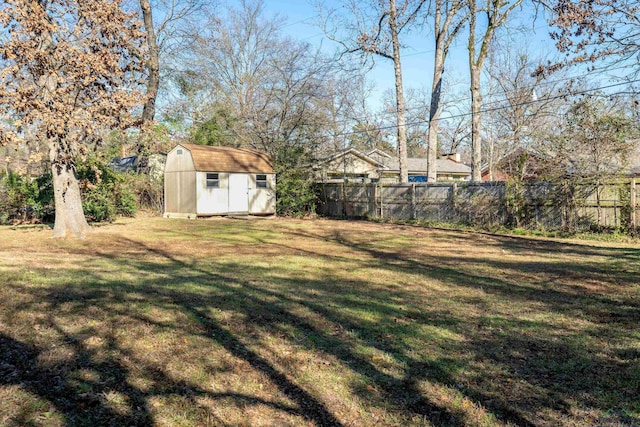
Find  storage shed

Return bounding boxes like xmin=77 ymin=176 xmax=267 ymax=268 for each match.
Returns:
xmin=164 ymin=144 xmax=276 ymax=218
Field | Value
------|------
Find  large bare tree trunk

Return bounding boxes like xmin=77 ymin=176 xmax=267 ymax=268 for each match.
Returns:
xmin=390 ymin=0 xmax=409 ymax=183
xmin=140 ymin=0 xmax=159 ymax=123
xmin=427 ymin=46 xmax=445 ymax=182
xmin=470 ymin=65 xmax=482 ymax=181
xmin=466 ymin=0 xmax=522 ymax=182
xmin=137 ymin=0 xmax=160 ymax=173
xmin=426 ymin=0 xmax=466 ymax=183
xmin=50 ymin=157 xmax=90 ymax=239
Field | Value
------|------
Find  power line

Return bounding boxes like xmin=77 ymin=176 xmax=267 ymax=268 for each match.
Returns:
xmin=313 ymin=66 xmax=638 ymax=133
xmin=226 ymin=7 xmax=635 ymax=124
xmin=326 ymin=78 xmax=640 ymax=139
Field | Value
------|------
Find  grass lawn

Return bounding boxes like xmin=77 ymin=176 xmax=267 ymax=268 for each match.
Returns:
xmin=0 ymin=217 xmax=638 ymax=426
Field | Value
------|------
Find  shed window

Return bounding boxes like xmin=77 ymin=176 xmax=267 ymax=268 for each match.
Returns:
xmin=177 ymin=149 xmax=183 ymax=155
xmin=206 ymin=173 xmax=219 ymax=188
xmin=256 ymin=174 xmax=268 ymax=188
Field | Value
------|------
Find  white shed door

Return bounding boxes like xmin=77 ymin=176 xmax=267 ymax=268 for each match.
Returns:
xmin=228 ymin=173 xmax=249 ymax=213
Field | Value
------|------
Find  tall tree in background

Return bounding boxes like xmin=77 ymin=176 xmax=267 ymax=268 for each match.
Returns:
xmin=431 ymin=84 xmax=472 ymax=155
xmin=135 ymin=0 xmax=208 ymax=169
xmin=186 ymin=0 xmax=334 ymax=161
xmin=140 ymin=0 xmax=160 ymax=124
xmin=541 ymin=97 xmax=636 ymax=180
xmin=136 ymin=0 xmax=209 ymax=123
xmin=380 ymin=86 xmax=430 ymax=156
xmin=484 ymin=44 xmax=562 ymax=180
xmin=318 ymin=72 xmax=373 ymax=157
xmin=320 ymin=0 xmax=426 ymax=183
xmin=426 ymin=0 xmax=467 ymax=182
xmin=344 ymin=80 xmax=394 ymax=153
xmin=466 ymin=0 xmax=522 ymax=181
xmin=0 ymin=0 xmax=146 ymax=237
xmin=538 ymin=96 xmax=636 ymax=225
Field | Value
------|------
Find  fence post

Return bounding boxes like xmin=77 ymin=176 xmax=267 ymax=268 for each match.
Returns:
xmin=451 ymin=183 xmax=458 ymax=222
xmin=370 ymin=183 xmax=375 ymax=217
xmin=379 ymin=182 xmax=384 ymax=219
xmin=341 ymin=182 xmax=346 ymax=217
xmin=411 ymin=183 xmax=416 ymax=220
xmin=631 ymin=178 xmax=637 ymax=232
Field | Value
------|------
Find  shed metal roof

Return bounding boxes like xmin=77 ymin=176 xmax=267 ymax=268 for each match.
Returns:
xmin=179 ymin=144 xmax=274 ymax=173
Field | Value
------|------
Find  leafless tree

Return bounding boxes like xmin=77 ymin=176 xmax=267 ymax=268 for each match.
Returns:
xmin=133 ymin=0 xmax=210 ymax=123
xmin=483 ymin=43 xmax=563 ymax=180
xmin=133 ymin=0 xmax=210 ymax=171
xmin=318 ymin=0 xmax=427 ymax=182
xmin=139 ymin=0 xmax=160 ymax=124
xmin=317 ymin=72 xmax=374 ymax=157
xmin=425 ymin=0 xmax=468 ymax=181
xmin=466 ymin=0 xmax=523 ymax=181
xmin=439 ymin=106 xmax=471 ymax=155
xmin=344 ymin=83 xmax=395 ymax=153
xmin=380 ymin=86 xmax=431 ymax=156
xmin=185 ymin=0 xmax=336 ymax=165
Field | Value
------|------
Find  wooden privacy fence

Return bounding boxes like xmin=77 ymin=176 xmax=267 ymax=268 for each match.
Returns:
xmin=316 ymin=179 xmax=640 ymax=232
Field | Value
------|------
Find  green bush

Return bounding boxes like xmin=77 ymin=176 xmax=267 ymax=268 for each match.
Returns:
xmin=276 ymin=166 xmax=316 ymax=216
xmin=273 ymin=145 xmax=317 ymax=217
xmin=81 ymin=185 xmax=116 ymax=222
xmin=0 ymin=157 xmax=142 ymax=224
xmin=0 ymin=170 xmax=49 ymax=224
xmin=75 ymin=156 xmax=137 ymax=222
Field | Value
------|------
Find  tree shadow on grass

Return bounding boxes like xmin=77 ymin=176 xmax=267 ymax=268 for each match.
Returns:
xmin=109 ymin=226 xmax=640 ymax=425
xmin=2 ymin=256 xmax=347 ymax=424
xmin=66 ymin=232 xmax=640 ymax=424
xmin=0 ymin=298 xmax=316 ymax=426
xmin=270 ymin=227 xmax=640 ymax=425
xmin=14 ymin=236 xmax=477 ymax=426
xmin=93 ymin=238 xmax=530 ymax=426
xmin=0 ymin=332 xmax=153 ymax=427
xmin=3 ymin=223 xmax=639 ymax=426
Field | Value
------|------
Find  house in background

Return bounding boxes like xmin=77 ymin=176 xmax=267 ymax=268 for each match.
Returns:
xmin=314 ymin=148 xmax=471 ymax=182
xmin=108 ymin=153 xmax=166 ymax=180
xmin=164 ymin=144 xmax=275 ymax=218
xmin=622 ymin=139 xmax=640 ymax=178
xmin=314 ymin=148 xmax=387 ymax=182
xmin=481 ymin=148 xmax=549 ymax=182
xmin=481 ymin=140 xmax=640 ymax=181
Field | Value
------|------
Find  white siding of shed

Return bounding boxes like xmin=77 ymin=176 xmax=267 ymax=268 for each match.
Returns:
xmin=195 ymin=172 xmax=230 ymax=215
xmin=249 ymin=174 xmax=276 ymax=214
xmin=164 ymin=144 xmax=276 ymax=217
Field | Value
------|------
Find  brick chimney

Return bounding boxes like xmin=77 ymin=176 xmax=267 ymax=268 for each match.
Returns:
xmin=441 ymin=153 xmax=461 ymax=163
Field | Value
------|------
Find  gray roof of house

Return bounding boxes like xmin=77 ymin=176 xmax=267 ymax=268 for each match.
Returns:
xmin=316 ymin=148 xmax=472 ymax=175
xmin=383 ymin=157 xmax=471 ymax=175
